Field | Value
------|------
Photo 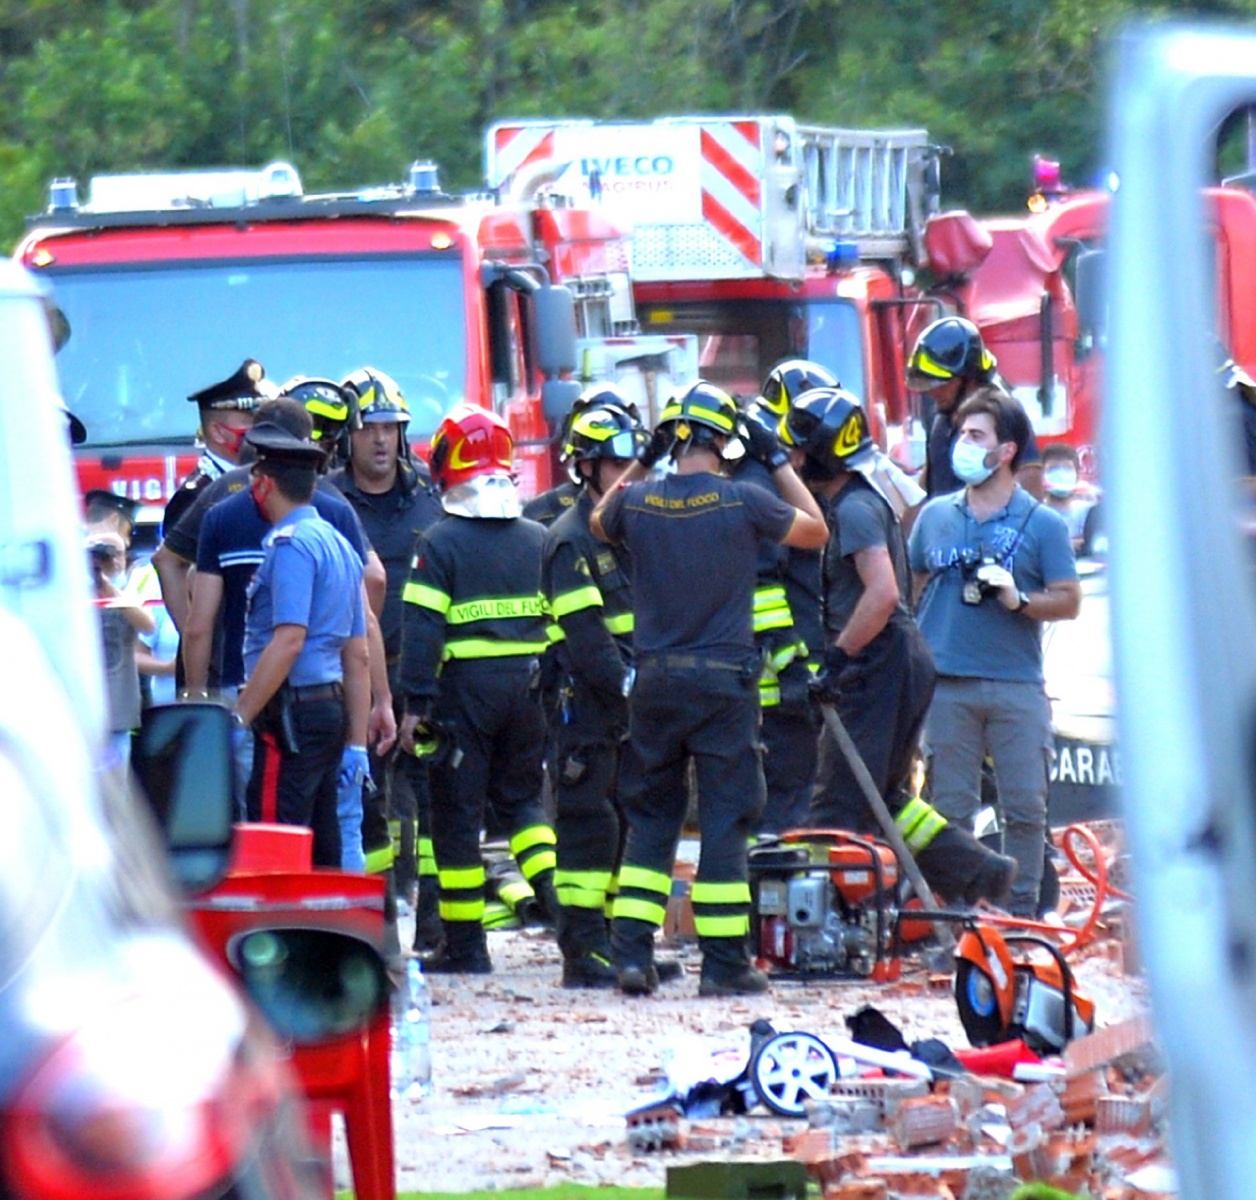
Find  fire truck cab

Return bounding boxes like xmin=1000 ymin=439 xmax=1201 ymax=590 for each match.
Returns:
xmin=487 ymin=116 xmax=938 ymax=461
xmin=17 ymin=160 xmax=689 ymax=536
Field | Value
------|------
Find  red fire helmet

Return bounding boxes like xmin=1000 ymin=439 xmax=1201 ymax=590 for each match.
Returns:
xmin=429 ymin=404 xmax=514 ymax=490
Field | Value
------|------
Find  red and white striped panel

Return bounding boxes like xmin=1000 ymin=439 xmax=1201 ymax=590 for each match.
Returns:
xmin=489 ymin=125 xmax=556 ymax=189
xmin=698 ymin=120 xmax=764 ymax=269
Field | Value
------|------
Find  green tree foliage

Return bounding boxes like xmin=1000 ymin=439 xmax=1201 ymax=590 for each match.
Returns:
xmin=1 ymin=0 xmax=1251 ymax=248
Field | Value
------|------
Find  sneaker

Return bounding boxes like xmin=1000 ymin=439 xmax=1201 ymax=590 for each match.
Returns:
xmin=698 ymin=962 xmax=770 ymax=997
xmin=617 ymin=962 xmax=660 ymax=996
xmin=562 ymin=951 xmax=618 ymax=989
xmin=964 ymin=852 xmax=1018 ymax=907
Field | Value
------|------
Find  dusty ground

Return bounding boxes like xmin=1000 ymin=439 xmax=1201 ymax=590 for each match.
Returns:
xmin=333 ymin=900 xmax=1149 ymax=1195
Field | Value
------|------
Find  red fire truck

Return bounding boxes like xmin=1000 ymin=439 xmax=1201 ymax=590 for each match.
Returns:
xmin=488 ymin=116 xmax=939 ymax=463
xmin=487 ymin=116 xmax=1256 ymax=483
xmin=17 ymin=160 xmax=694 ymax=538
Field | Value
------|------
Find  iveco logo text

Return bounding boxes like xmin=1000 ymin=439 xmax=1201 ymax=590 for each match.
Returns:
xmin=582 ymin=156 xmax=674 ymax=177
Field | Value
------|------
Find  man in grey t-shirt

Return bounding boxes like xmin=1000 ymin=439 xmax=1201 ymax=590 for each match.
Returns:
xmin=908 ymin=388 xmax=1081 ymax=916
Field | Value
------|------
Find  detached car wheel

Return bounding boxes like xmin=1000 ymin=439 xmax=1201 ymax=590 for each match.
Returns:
xmin=750 ymin=1030 xmax=838 ymax=1117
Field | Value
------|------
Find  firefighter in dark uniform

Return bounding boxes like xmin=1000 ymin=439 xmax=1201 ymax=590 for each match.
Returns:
xmin=232 ymin=422 xmax=370 ymax=869
xmin=739 ymin=359 xmax=838 ymax=833
xmin=542 ymin=399 xmax=645 ymax=987
xmin=522 ymin=392 xmax=598 ymax=527
xmin=328 ymin=367 xmax=444 ymax=950
xmin=397 ymin=404 xmax=559 ymax=973
xmin=592 ymin=381 xmax=828 ymax=996
xmin=781 ymin=387 xmax=1017 ymax=904
xmin=153 ymin=359 xmax=273 ymax=639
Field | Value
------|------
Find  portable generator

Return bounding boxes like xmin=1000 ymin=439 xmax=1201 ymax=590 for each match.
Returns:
xmin=748 ymin=830 xmax=902 ymax=981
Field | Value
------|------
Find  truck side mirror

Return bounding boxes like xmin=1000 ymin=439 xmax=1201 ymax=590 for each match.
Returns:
xmin=132 ymin=702 xmax=235 ymax=896
xmin=1073 ymin=247 xmax=1106 ymax=352
xmin=535 ymin=284 xmax=577 ymax=377
xmin=542 ymin=378 xmax=583 ymax=425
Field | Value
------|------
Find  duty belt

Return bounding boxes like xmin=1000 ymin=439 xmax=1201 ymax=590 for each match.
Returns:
xmin=284 ymin=681 xmax=344 ymax=703
xmin=638 ymin=654 xmax=746 ymax=673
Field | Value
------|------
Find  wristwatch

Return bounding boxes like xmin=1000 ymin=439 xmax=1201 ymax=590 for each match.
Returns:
xmin=1013 ymin=590 xmax=1031 ymax=613
xmin=231 ymin=710 xmax=248 ymax=729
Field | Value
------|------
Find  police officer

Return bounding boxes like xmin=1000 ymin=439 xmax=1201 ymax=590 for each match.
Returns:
xmin=232 ymin=422 xmax=370 ymax=869
xmin=781 ymin=387 xmax=1017 ymax=905
xmin=741 ymin=359 xmax=838 ymax=833
xmin=153 ymin=359 xmax=273 ymax=634
xmin=397 ymin=405 xmax=558 ymax=974
xmin=328 ymin=367 xmax=444 ymax=948
xmin=592 ymin=381 xmax=828 ymax=997
xmin=542 ymin=398 xmax=645 ymax=987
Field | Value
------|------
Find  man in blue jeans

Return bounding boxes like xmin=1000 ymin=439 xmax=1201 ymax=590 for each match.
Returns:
xmin=908 ymin=387 xmax=1081 ymax=917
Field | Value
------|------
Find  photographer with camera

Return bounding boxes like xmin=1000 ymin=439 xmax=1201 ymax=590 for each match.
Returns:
xmin=907 ymin=387 xmax=1081 ymax=917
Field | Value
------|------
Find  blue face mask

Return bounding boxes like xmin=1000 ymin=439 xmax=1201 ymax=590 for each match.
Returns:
xmin=951 ymin=439 xmax=996 ymax=486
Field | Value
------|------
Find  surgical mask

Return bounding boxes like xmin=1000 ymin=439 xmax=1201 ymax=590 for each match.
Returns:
xmin=1044 ymin=466 xmax=1078 ymax=498
xmin=951 ymin=439 xmax=996 ymax=486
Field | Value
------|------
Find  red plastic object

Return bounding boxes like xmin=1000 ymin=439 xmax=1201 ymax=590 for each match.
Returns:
xmin=188 ymin=831 xmax=393 ymax=1200
xmin=953 ymin=1038 xmax=1042 ymax=1078
xmin=229 ymin=822 xmax=313 ymax=873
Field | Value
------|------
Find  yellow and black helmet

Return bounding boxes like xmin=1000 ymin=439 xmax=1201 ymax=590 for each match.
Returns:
xmin=779 ymin=386 xmax=874 ymax=478
xmin=278 ymin=376 xmax=357 ymax=444
xmin=760 ymin=359 xmax=839 ymax=418
xmin=906 ymin=316 xmax=996 ymax=390
xmin=566 ymin=401 xmax=647 ymax=466
xmin=658 ymin=380 xmax=739 ymax=446
xmin=343 ymin=367 xmax=410 ymax=426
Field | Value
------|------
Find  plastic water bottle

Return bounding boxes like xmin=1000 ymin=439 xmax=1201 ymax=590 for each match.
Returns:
xmin=390 ymin=958 xmax=432 ymax=1100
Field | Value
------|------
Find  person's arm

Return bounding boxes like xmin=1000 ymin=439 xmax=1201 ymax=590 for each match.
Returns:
xmin=835 ymin=545 xmax=900 ymax=656
xmin=363 ymin=549 xmax=386 ymax=618
xmin=134 ymin=640 xmax=176 ymax=680
xmin=181 ymin=570 xmax=224 ymax=694
xmin=1019 ymin=577 xmax=1082 ymax=621
xmin=98 ymin=575 xmax=156 ymax=635
xmin=235 ymin=625 xmax=306 ymax=725
xmin=364 ymin=590 xmax=397 ymax=753
xmin=591 ymin=463 xmax=645 ymax=542
xmin=771 ymin=462 xmax=828 ymax=549
xmin=341 ymin=633 xmax=371 ymax=747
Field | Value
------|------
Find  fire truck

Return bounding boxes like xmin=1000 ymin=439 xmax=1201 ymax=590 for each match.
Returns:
xmin=487 ymin=116 xmax=1256 ymax=482
xmin=16 ymin=160 xmax=696 ymax=537
xmin=487 ymin=116 xmax=939 ymax=463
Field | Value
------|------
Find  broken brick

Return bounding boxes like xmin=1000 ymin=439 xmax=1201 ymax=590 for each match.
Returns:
xmin=1095 ymin=1094 xmax=1153 ymax=1137
xmin=823 ymin=1180 xmax=887 ymax=1200
xmin=1006 ymin=1082 xmax=1066 ymax=1132
xmin=1059 ymin=1068 xmax=1107 ymax=1124
xmin=891 ymin=1095 xmax=958 ymax=1151
xmin=1064 ymin=1015 xmax=1156 ymax=1077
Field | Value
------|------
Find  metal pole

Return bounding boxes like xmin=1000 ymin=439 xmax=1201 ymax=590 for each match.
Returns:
xmin=818 ymin=701 xmax=956 ymax=953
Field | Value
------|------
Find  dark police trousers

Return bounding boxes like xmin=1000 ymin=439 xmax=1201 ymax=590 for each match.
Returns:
xmin=613 ymin=656 xmax=764 ymax=949
xmin=429 ymin=659 xmax=551 ymax=925
xmin=248 ymin=683 xmax=346 ymax=869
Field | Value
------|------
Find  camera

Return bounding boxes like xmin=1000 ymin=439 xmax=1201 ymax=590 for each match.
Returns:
xmin=958 ymin=547 xmax=1000 ymax=605
xmin=88 ymin=541 xmax=117 ymax=566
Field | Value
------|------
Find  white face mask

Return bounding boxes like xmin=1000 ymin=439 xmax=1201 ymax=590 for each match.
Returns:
xmin=1044 ymin=466 xmax=1078 ymax=498
xmin=951 ymin=439 xmax=996 ymax=486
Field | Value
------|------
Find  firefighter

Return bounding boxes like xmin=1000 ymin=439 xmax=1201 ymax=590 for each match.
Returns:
xmin=328 ymin=368 xmax=444 ymax=950
xmin=907 ymin=317 xmax=1042 ymax=500
xmin=522 ymin=395 xmax=596 ymax=527
xmin=780 ymin=386 xmax=1017 ymax=905
xmin=397 ymin=405 xmax=558 ymax=974
xmin=742 ymin=359 xmax=838 ymax=833
xmin=591 ymin=381 xmax=828 ymax=996
xmin=541 ymin=396 xmax=645 ymax=987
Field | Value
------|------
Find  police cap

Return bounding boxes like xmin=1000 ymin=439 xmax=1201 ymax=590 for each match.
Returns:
xmin=245 ymin=421 xmax=326 ymax=468
xmin=83 ymin=489 xmax=142 ymax=526
xmin=188 ymin=359 xmax=277 ymax=411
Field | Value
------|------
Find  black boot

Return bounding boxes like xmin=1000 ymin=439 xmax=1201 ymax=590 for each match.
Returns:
xmin=558 ymin=908 xmax=617 ymax=988
xmin=699 ymin=936 xmax=769 ymax=997
xmin=530 ymin=868 xmax=561 ymax=928
xmin=611 ymin=916 xmax=659 ymax=996
xmin=424 ymin=919 xmax=492 ymax=974
xmin=412 ymin=874 xmax=444 ymax=954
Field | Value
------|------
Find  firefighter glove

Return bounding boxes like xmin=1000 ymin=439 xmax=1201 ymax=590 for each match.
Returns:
xmin=809 ymin=645 xmax=852 ymax=706
xmin=740 ymin=411 xmax=791 ymax=472
xmin=637 ymin=425 xmax=675 ymax=469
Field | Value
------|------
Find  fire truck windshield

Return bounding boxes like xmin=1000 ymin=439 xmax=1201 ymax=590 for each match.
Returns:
xmin=45 ymin=255 xmax=467 ymax=446
xmin=641 ymin=298 xmax=864 ymax=401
